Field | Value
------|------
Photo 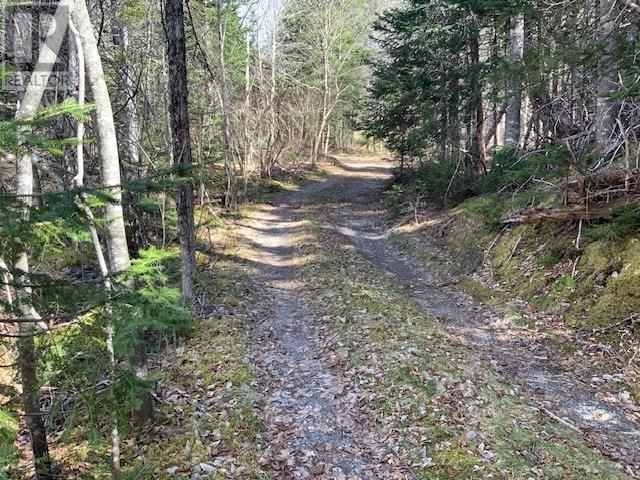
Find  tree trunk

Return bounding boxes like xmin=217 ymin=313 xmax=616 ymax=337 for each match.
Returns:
xmin=440 ymin=88 xmax=448 ymax=157
xmin=214 ymin=0 xmax=237 ymax=208
xmin=595 ymin=0 xmax=621 ymax=158
xmin=312 ymin=11 xmax=330 ymax=169
xmin=266 ymin=11 xmax=278 ymax=177
xmin=484 ymin=106 xmax=506 ymax=146
xmin=14 ymin=183 xmax=50 ymax=475
xmin=71 ymin=0 xmax=131 ymax=274
xmin=70 ymin=18 xmax=127 ymax=466
xmin=116 ymin=15 xmax=147 ymax=254
xmin=119 ymin=23 xmax=141 ymax=169
xmin=74 ymin=0 xmax=155 ymax=437
xmin=469 ymin=27 xmax=487 ymax=172
xmin=448 ymin=76 xmax=460 ymax=161
xmin=505 ymin=14 xmax=524 ymax=145
xmin=505 ymin=195 xmax=640 ymax=224
xmin=324 ymin=123 xmax=331 ymax=156
xmin=242 ymin=29 xmax=253 ymax=189
xmin=164 ymin=0 xmax=197 ymax=305
xmin=12 ymin=2 xmax=72 ymax=476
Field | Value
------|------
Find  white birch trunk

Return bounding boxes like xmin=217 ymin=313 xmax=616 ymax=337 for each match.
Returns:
xmin=71 ymin=0 xmax=131 ymax=273
xmin=12 ymin=2 xmax=73 ymax=477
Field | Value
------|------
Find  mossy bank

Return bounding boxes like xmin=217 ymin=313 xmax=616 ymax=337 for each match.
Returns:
xmin=390 ymin=195 xmax=640 ymax=333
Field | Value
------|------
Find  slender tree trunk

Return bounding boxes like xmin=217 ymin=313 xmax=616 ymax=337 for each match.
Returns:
xmin=469 ymin=26 xmax=487 ymax=172
xmin=324 ymin=123 xmax=330 ymax=155
xmin=266 ymin=12 xmax=278 ymax=177
xmin=505 ymin=14 xmax=524 ymax=145
xmin=312 ymin=114 xmax=327 ymax=168
xmin=595 ymin=0 xmax=621 ymax=158
xmin=242 ymin=29 xmax=253 ymax=188
xmin=16 ymin=324 xmax=51 ymax=479
xmin=521 ymin=16 xmax=536 ymax=149
xmin=115 ymin=14 xmax=147 ymax=253
xmin=12 ymin=2 xmax=72 ymax=476
xmin=71 ymin=4 xmax=148 ymax=471
xmin=439 ymin=79 xmax=449 ymax=157
xmin=69 ymin=19 xmax=126 ymax=469
xmin=448 ymin=76 xmax=460 ymax=161
xmin=119 ymin=23 xmax=141 ymax=169
xmin=567 ymin=5 xmax=579 ymax=126
xmin=0 ymin=258 xmax=13 ymax=310
xmin=214 ymin=0 xmax=236 ymax=208
xmin=312 ymin=12 xmax=330 ymax=169
xmin=164 ymin=0 xmax=196 ymax=304
xmin=71 ymin=0 xmax=131 ymax=274
xmin=75 ymin=0 xmax=155 ymax=439
xmin=484 ymin=106 xmax=506 ymax=146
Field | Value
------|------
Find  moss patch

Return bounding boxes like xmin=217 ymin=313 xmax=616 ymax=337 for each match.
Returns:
xmin=490 ymin=225 xmax=547 ymax=298
xmin=580 ymin=238 xmax=640 ymax=326
xmin=458 ymin=277 xmax=526 ymax=326
xmin=388 ymin=231 xmax=447 ymax=269
xmin=140 ymin=318 xmax=269 ymax=479
xmin=0 ymin=408 xmax=20 ymax=479
xmin=393 ymin=191 xmax=640 ymax=334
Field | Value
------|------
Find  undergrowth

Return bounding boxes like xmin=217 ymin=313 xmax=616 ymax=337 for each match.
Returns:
xmin=2 ymin=173 xmax=296 ymax=477
xmin=388 ymin=144 xmax=568 ymax=214
xmin=128 ymin=213 xmax=272 ymax=479
xmin=584 ymin=204 xmax=640 ymax=241
xmin=0 ymin=408 xmax=19 ymax=479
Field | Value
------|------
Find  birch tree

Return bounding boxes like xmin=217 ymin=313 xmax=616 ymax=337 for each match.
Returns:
xmin=12 ymin=2 xmax=73 ymax=477
xmin=71 ymin=0 xmax=131 ymax=274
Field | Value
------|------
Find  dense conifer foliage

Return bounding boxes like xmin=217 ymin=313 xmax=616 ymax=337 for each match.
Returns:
xmin=366 ymin=0 xmax=639 ymax=203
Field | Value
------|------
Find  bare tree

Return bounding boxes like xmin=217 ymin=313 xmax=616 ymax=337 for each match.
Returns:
xmin=214 ymin=0 xmax=238 ymax=207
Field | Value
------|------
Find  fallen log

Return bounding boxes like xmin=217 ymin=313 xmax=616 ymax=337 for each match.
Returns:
xmin=504 ymin=195 xmax=640 ymax=224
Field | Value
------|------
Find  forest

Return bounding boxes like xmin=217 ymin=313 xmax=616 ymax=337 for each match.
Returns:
xmin=1 ymin=0 xmax=640 ymax=479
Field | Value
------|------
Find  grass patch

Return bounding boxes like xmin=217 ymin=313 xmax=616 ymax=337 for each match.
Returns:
xmin=254 ymin=168 xmax=329 ymax=203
